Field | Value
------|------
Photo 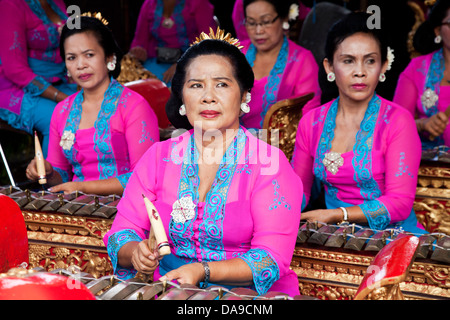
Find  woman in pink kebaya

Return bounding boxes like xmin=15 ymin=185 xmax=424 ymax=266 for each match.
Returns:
xmin=393 ymin=0 xmax=450 ymax=150
xmin=238 ymin=0 xmax=321 ymax=130
xmin=128 ymin=0 xmax=216 ymax=86
xmin=25 ymin=16 xmax=159 ymax=196
xmin=291 ymin=12 xmax=425 ymax=234
xmin=104 ymin=30 xmax=303 ymax=296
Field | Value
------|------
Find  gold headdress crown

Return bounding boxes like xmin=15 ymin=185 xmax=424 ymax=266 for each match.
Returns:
xmin=191 ymin=27 xmax=243 ymax=50
xmin=81 ymin=12 xmax=109 ymax=26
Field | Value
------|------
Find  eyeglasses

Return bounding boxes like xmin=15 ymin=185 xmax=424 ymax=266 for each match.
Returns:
xmin=244 ymin=15 xmax=279 ymax=30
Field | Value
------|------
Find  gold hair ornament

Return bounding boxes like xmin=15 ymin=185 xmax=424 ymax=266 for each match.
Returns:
xmin=81 ymin=12 xmax=109 ymax=26
xmin=424 ymin=0 xmax=436 ymax=6
xmin=191 ymin=27 xmax=243 ymax=50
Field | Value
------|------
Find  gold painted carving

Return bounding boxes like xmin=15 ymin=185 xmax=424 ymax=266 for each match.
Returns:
xmin=413 ymin=199 xmax=450 ymax=235
xmin=117 ymin=53 xmax=156 ymax=84
xmin=22 ymin=211 xmax=113 ymax=241
xmin=28 ymin=244 xmax=112 ymax=278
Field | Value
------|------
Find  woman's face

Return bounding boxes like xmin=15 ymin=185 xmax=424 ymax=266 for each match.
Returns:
xmin=324 ymin=32 xmax=387 ymax=105
xmin=64 ymin=32 xmax=113 ymax=92
xmin=435 ymin=8 xmax=450 ymax=51
xmin=182 ymin=54 xmax=245 ymax=134
xmin=244 ymin=0 xmax=285 ymax=53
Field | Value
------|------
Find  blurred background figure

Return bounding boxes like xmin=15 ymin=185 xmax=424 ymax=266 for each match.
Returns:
xmin=0 ymin=0 xmax=78 ymax=157
xmin=394 ymin=0 xmax=450 ymax=150
xmin=128 ymin=0 xmax=217 ymax=86
xmin=238 ymin=0 xmax=321 ymax=131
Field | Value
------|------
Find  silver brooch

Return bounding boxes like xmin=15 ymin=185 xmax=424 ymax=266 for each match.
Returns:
xmin=323 ymin=151 xmax=344 ymax=175
xmin=60 ymin=130 xmax=75 ymax=150
xmin=170 ymin=196 xmax=196 ymax=224
xmin=421 ymin=88 xmax=439 ymax=109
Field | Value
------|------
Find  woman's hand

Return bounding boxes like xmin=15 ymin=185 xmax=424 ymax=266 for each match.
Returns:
xmin=159 ymin=262 xmax=205 ymax=286
xmin=129 ymin=46 xmax=147 ymax=62
xmin=48 ymin=181 xmax=82 ymax=194
xmin=130 ymin=240 xmax=161 ymax=275
xmin=420 ymin=112 xmax=449 ymax=139
xmin=26 ymin=158 xmax=53 ymax=181
xmin=301 ymin=208 xmax=342 ymax=224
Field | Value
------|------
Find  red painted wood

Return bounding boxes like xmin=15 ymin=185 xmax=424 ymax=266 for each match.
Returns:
xmin=125 ymin=78 xmax=171 ymax=129
xmin=354 ymin=233 xmax=419 ymax=299
xmin=0 ymin=195 xmax=28 ymax=273
xmin=0 ymin=273 xmax=96 ymax=300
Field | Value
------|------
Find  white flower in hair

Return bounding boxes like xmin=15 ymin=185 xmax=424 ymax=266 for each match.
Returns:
xmin=288 ymin=3 xmax=299 ymax=21
xmin=386 ymin=47 xmax=395 ymax=71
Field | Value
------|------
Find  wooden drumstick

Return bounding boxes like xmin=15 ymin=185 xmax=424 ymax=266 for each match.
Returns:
xmin=142 ymin=194 xmax=171 ymax=256
xmin=429 ymin=104 xmax=450 ymax=141
xmin=34 ymin=132 xmax=46 ymax=185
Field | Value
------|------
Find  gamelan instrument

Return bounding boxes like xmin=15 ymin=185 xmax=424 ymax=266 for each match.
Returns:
xmin=0 ymin=185 xmax=119 ymax=279
xmin=291 ymin=221 xmax=450 ymax=300
xmin=0 ymin=267 xmax=313 ymax=300
xmin=2 ymin=185 xmax=450 ymax=300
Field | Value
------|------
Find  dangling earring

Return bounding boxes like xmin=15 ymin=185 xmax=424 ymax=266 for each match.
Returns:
xmin=434 ymin=35 xmax=442 ymax=44
xmin=107 ymin=55 xmax=117 ymax=71
xmin=379 ymin=73 xmax=386 ymax=82
xmin=179 ymin=104 xmax=186 ymax=116
xmin=327 ymin=72 xmax=335 ymax=82
xmin=240 ymin=92 xmax=251 ymax=114
xmin=282 ymin=21 xmax=290 ymax=31
xmin=67 ymin=71 xmax=71 ymax=78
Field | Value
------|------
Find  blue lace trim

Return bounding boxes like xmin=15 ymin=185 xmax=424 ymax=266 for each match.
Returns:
xmin=153 ymin=0 xmax=188 ymax=51
xmin=170 ymin=128 xmax=247 ymax=261
xmin=24 ymin=0 xmax=67 ymax=53
xmin=421 ymin=49 xmax=445 ymax=147
xmin=62 ymin=79 xmax=124 ymax=182
xmin=117 ymin=172 xmax=132 ymax=188
xmin=245 ymin=36 xmax=289 ymax=128
xmin=422 ymin=48 xmax=443 ymax=117
xmin=24 ymin=76 xmax=51 ymax=96
xmin=94 ymin=80 xmax=124 ymax=180
xmin=314 ymin=95 xmax=391 ymax=228
xmin=53 ymin=166 xmax=70 ymax=183
xmin=239 ymin=249 xmax=280 ymax=295
xmin=269 ymin=179 xmax=291 ymax=210
xmin=106 ymin=229 xmax=143 ymax=280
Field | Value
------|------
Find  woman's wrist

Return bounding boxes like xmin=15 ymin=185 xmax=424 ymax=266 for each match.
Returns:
xmin=416 ymin=118 xmax=426 ymax=132
xmin=199 ymin=261 xmax=210 ymax=288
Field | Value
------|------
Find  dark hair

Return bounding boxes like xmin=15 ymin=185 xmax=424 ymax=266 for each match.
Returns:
xmin=324 ymin=12 xmax=388 ymax=64
xmin=243 ymin=0 xmax=296 ymax=19
xmin=413 ymin=0 xmax=450 ymax=55
xmin=166 ymin=39 xmax=254 ymax=129
xmin=59 ymin=16 xmax=123 ymax=79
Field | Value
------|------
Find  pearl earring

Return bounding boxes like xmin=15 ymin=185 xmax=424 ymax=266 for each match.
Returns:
xmin=327 ymin=72 xmax=335 ymax=82
xmin=67 ymin=71 xmax=71 ymax=77
xmin=179 ymin=104 xmax=186 ymax=116
xmin=434 ymin=35 xmax=442 ymax=44
xmin=107 ymin=55 xmax=117 ymax=71
xmin=379 ymin=73 xmax=386 ymax=82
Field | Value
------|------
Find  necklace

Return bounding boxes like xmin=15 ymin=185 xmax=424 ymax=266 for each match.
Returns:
xmin=323 ymin=151 xmax=344 ymax=175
